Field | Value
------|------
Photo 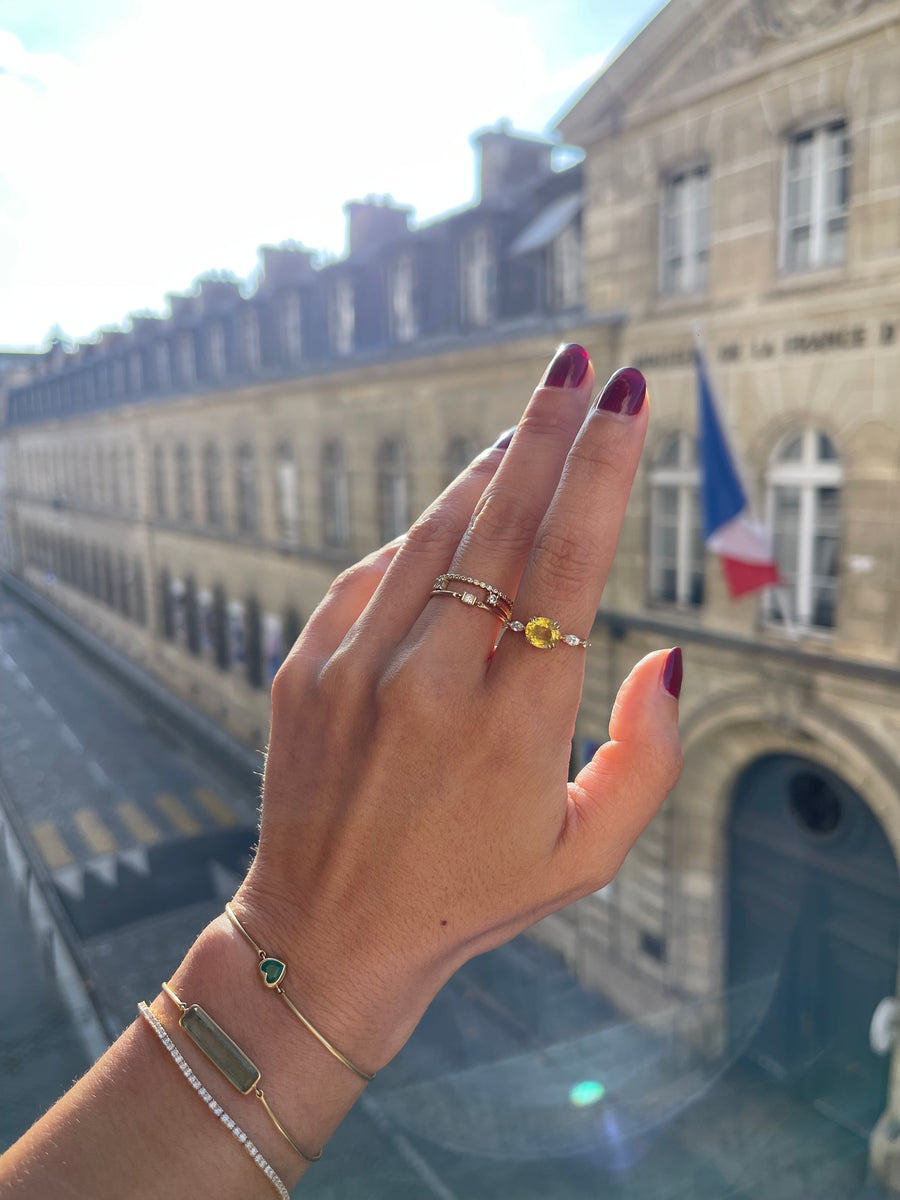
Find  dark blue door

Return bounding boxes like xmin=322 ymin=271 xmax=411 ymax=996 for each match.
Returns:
xmin=728 ymin=754 xmax=900 ymax=1133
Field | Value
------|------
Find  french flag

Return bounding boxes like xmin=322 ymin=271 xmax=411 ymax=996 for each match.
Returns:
xmin=697 ymin=350 xmax=781 ymax=599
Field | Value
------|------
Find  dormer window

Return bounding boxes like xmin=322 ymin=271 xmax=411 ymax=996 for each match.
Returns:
xmin=242 ymin=309 xmax=261 ymax=372
xmin=389 ymin=255 xmax=417 ymax=343
xmin=178 ymin=332 xmax=196 ymax=385
xmin=330 ymin=278 xmax=355 ymax=356
xmin=112 ymin=358 xmax=126 ymax=396
xmin=208 ymin=322 xmax=227 ymax=381
xmin=280 ymin=293 xmax=302 ymax=363
xmin=460 ymin=228 xmax=492 ymax=327
xmin=129 ymin=351 xmax=143 ymax=394
xmin=155 ymin=342 xmax=171 ymax=390
xmin=548 ymin=220 xmax=582 ymax=310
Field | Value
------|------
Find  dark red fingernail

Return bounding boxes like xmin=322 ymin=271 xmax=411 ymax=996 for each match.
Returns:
xmin=542 ymin=343 xmax=590 ymax=389
xmin=596 ymin=367 xmax=647 ymax=416
xmin=492 ymin=426 xmax=516 ymax=451
xmin=663 ymin=647 xmax=683 ymax=699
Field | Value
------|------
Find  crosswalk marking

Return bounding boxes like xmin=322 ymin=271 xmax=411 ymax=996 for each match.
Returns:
xmin=116 ymin=801 xmax=162 ymax=846
xmin=194 ymin=787 xmax=239 ymax=828
xmin=155 ymin=792 xmax=202 ymax=835
xmin=74 ymin=808 xmax=117 ymax=856
xmin=31 ymin=821 xmax=74 ymax=870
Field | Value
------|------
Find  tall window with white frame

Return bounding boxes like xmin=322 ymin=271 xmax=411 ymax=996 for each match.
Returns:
xmin=235 ymin=442 xmax=257 ymax=534
xmin=203 ymin=442 xmax=223 ymax=527
xmin=321 ymin=440 xmax=349 ymax=549
xmin=660 ymin=164 xmax=710 ymax=296
xmin=153 ymin=444 xmax=167 ymax=518
xmin=389 ymin=255 xmax=417 ymax=343
xmin=649 ymin=433 xmax=705 ymax=608
xmin=782 ymin=119 xmax=850 ymax=273
xmin=377 ymin=440 xmax=409 ymax=543
xmin=275 ymin=442 xmax=299 ymax=544
xmin=175 ymin=443 xmax=193 ymax=523
xmin=460 ymin=228 xmax=493 ymax=327
xmin=766 ymin=430 xmax=842 ymax=630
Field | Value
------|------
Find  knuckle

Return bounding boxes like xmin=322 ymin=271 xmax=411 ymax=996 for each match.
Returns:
xmin=569 ymin=429 xmax=634 ymax=479
xmin=374 ymin=654 xmax=449 ymax=725
xmin=531 ymin=526 xmax=602 ymax=598
xmin=519 ymin=399 xmax=580 ymax=443
xmin=402 ymin=504 xmax=460 ymax=559
xmin=468 ymin=489 xmax=541 ymax=557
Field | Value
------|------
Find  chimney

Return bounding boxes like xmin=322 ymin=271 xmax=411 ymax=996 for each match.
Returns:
xmin=344 ymin=196 xmax=412 ymax=257
xmin=166 ymin=293 xmax=199 ymax=323
xmin=198 ymin=277 xmax=242 ymax=313
xmin=258 ymin=242 xmax=315 ymax=289
xmin=472 ymin=120 xmax=554 ymax=203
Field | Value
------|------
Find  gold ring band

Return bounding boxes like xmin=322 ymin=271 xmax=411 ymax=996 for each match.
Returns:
xmin=432 ymin=574 xmax=513 ymax=622
xmin=505 ymin=616 xmax=591 ymax=650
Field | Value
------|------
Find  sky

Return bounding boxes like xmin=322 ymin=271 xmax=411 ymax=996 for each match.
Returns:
xmin=0 ymin=0 xmax=663 ymax=348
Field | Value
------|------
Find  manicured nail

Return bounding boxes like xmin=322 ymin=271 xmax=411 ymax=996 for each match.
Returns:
xmin=662 ymin=647 xmax=683 ymax=699
xmin=492 ymin=426 xmax=516 ymax=451
xmin=595 ymin=367 xmax=647 ymax=416
xmin=542 ymin=343 xmax=590 ymax=389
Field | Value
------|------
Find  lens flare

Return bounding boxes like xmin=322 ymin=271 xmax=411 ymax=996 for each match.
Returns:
xmin=569 ymin=1080 xmax=606 ymax=1107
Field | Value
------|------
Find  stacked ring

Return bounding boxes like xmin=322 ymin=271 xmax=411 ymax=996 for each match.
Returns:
xmin=504 ymin=617 xmax=591 ymax=650
xmin=431 ymin=574 xmax=514 ymax=623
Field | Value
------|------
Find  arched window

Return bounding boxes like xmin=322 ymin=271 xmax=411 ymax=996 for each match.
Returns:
xmin=283 ymin=606 xmax=303 ymax=655
xmin=175 ymin=443 xmax=194 ymax=522
xmin=245 ymin=596 xmax=263 ymax=689
xmin=446 ymin=436 xmax=475 ymax=485
xmin=153 ymin=445 xmax=168 ymax=518
xmin=767 ymin=429 xmax=842 ymax=629
xmin=235 ymin=442 xmax=257 ymax=534
xmin=648 ymin=433 xmax=704 ymax=607
xmin=212 ymin=584 xmax=230 ymax=669
xmin=158 ymin=568 xmax=174 ymax=638
xmin=133 ymin=560 xmax=147 ymax=625
xmin=275 ymin=442 xmax=299 ymax=543
xmin=202 ymin=442 xmax=223 ymax=526
xmin=377 ymin=439 xmax=408 ymax=542
xmin=185 ymin=575 xmax=200 ymax=654
xmin=321 ymin=441 xmax=349 ymax=549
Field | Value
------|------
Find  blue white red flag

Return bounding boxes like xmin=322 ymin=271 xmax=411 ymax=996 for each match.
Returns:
xmin=696 ymin=350 xmax=781 ymax=598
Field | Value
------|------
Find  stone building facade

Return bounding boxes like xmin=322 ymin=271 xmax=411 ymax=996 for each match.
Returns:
xmin=4 ymin=0 xmax=900 ymax=1182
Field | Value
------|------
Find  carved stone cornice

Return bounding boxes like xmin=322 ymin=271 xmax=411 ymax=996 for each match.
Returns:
xmin=751 ymin=0 xmax=873 ymax=39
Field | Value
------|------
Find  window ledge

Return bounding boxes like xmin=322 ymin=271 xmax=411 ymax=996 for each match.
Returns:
xmin=648 ymin=292 xmax=710 ymax=315
xmin=767 ymin=265 xmax=847 ymax=296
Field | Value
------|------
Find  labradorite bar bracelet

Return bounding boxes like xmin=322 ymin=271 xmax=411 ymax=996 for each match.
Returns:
xmin=138 ymin=1002 xmax=291 ymax=1200
xmin=160 ymin=981 xmax=322 ymax=1164
xmin=225 ymin=902 xmax=375 ymax=1083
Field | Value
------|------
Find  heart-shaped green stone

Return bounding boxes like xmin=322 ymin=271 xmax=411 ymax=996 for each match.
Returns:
xmin=260 ymin=958 xmax=286 ymax=988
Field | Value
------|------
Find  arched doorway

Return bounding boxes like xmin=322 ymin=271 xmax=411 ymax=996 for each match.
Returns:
xmin=728 ymin=754 xmax=900 ymax=1134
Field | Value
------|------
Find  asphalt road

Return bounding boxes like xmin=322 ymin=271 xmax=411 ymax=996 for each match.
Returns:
xmin=0 ymin=588 xmax=882 ymax=1199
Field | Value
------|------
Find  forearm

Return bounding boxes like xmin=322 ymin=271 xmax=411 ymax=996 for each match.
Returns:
xmin=0 ymin=904 xmax=447 ymax=1200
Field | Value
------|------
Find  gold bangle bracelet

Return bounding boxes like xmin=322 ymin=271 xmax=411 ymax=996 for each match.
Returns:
xmin=225 ymin=903 xmax=375 ymax=1083
xmin=160 ymin=981 xmax=322 ymax=1164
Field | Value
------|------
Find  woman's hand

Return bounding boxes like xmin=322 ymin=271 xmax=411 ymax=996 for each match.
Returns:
xmin=235 ymin=344 xmax=683 ymax=1070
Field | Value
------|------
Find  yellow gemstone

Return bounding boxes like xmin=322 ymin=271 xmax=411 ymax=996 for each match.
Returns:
xmin=525 ymin=617 xmax=560 ymax=650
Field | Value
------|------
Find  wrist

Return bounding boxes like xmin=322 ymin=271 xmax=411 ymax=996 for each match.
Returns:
xmin=228 ymin=878 xmax=454 ymax=1072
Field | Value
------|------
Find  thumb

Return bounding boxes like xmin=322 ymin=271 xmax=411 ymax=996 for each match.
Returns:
xmin=553 ymin=648 xmax=683 ymax=893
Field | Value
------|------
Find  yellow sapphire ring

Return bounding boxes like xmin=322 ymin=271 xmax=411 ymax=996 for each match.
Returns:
xmin=432 ymin=573 xmax=514 ymax=623
xmin=504 ymin=616 xmax=591 ymax=650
